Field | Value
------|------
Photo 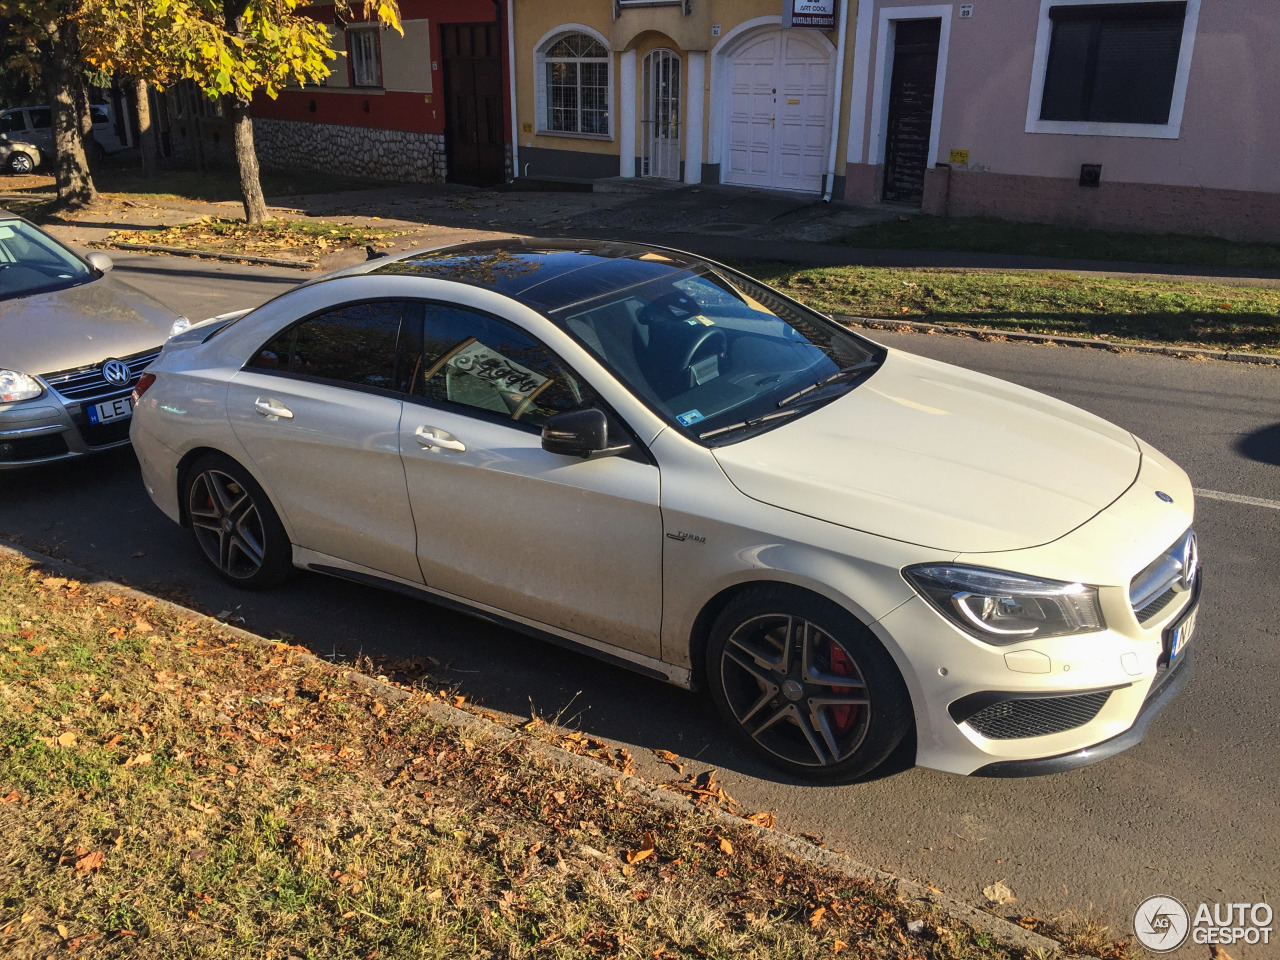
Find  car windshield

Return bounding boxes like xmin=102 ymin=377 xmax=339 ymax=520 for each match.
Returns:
xmin=551 ymin=262 xmax=883 ymax=444
xmin=0 ymin=219 xmax=95 ymax=301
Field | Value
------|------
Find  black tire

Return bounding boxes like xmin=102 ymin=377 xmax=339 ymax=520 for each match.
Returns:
xmin=90 ymin=141 xmax=106 ymax=164
xmin=183 ymin=453 xmax=293 ymax=589
xmin=706 ymin=584 xmax=913 ymax=782
xmin=7 ymin=152 xmax=35 ymax=175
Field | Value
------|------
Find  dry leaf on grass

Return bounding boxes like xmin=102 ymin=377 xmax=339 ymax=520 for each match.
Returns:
xmin=123 ymin=752 xmax=152 ymax=767
xmin=808 ymin=905 xmax=826 ymax=928
xmin=625 ymin=831 xmax=655 ymax=864
xmin=73 ymin=855 xmax=104 ymax=875
xmin=717 ymin=836 xmax=734 ymax=856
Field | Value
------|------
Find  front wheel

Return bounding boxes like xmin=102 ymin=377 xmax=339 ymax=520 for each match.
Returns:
xmin=7 ymin=152 xmax=35 ymax=174
xmin=183 ymin=453 xmax=293 ymax=589
xmin=706 ymin=585 xmax=913 ymax=782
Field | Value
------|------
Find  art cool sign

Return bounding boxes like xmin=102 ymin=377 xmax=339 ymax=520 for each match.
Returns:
xmin=786 ymin=0 xmax=838 ymax=30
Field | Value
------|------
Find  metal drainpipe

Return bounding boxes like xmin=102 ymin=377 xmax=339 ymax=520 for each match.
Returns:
xmin=506 ymin=0 xmax=520 ymax=181
xmin=822 ymin=3 xmax=851 ymax=202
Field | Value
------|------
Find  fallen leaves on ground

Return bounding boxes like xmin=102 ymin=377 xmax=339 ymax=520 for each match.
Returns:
xmin=102 ymin=217 xmax=403 ymax=261
xmin=983 ymin=880 xmax=1016 ymax=905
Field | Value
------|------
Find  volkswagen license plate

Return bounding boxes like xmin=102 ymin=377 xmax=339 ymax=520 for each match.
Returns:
xmin=86 ymin=396 xmax=133 ymax=425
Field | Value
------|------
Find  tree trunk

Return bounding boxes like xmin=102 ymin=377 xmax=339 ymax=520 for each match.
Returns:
xmin=228 ymin=96 xmax=267 ymax=224
xmin=134 ymin=78 xmax=157 ymax=178
xmin=46 ymin=23 xmax=96 ymax=208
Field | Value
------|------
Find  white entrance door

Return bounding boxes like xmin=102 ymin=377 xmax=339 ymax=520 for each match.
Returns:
xmin=642 ymin=49 xmax=682 ymax=179
xmin=724 ymin=28 xmax=833 ymax=193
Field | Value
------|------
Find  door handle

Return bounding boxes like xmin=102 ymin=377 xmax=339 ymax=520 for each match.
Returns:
xmin=254 ymin=397 xmax=294 ymax=420
xmin=414 ymin=425 xmax=466 ymax=453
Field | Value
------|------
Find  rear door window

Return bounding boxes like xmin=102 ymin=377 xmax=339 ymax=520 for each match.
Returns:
xmin=245 ymin=300 xmax=415 ymax=394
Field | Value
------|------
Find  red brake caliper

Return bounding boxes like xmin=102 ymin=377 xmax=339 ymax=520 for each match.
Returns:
xmin=828 ymin=644 xmax=858 ymax=735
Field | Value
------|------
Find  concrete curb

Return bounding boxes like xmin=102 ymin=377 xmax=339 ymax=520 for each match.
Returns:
xmin=89 ymin=240 xmax=317 ymax=270
xmin=0 ymin=538 xmax=1066 ymax=958
xmin=837 ymin=313 xmax=1280 ymax=366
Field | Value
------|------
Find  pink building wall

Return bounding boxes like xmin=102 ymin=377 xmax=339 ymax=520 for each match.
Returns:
xmin=843 ymin=0 xmax=1280 ymax=240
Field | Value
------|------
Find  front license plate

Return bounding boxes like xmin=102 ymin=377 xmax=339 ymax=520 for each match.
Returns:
xmin=1168 ymin=607 xmax=1197 ymax=660
xmin=86 ymin=396 xmax=133 ymax=425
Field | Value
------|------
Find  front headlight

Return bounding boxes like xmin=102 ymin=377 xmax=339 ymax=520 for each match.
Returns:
xmin=904 ymin=565 xmax=1105 ymax=644
xmin=169 ymin=316 xmax=192 ymax=338
xmin=0 ymin=369 xmax=42 ymax=403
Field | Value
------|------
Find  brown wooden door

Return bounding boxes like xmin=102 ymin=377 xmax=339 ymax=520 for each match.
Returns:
xmin=441 ymin=22 xmax=505 ymax=187
xmin=882 ymin=19 xmax=940 ymax=204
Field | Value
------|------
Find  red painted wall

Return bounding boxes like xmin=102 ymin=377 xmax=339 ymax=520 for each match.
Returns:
xmin=252 ymin=0 xmax=510 ymax=138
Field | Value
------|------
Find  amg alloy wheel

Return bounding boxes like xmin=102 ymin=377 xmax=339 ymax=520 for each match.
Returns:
xmin=707 ymin=586 xmax=911 ymax=781
xmin=184 ymin=454 xmax=292 ymax=588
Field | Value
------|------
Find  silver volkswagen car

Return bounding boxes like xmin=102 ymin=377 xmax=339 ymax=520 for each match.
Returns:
xmin=0 ymin=210 xmax=186 ymax=467
xmin=131 ymin=240 xmax=1198 ymax=781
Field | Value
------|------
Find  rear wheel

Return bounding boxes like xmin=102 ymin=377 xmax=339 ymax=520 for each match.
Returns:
xmin=7 ymin=152 xmax=34 ymax=174
xmin=183 ymin=453 xmax=293 ymax=589
xmin=706 ymin=585 xmax=913 ymax=781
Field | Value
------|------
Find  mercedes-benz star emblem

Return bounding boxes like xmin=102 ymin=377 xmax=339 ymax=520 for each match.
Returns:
xmin=1176 ymin=533 xmax=1199 ymax=592
xmin=101 ymin=359 xmax=131 ymax=387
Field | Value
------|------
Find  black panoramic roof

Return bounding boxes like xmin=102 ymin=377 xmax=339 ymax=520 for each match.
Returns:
xmin=370 ymin=238 xmax=707 ymax=314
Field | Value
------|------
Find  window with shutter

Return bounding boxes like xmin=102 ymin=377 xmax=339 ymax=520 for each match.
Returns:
xmin=1041 ymin=3 xmax=1186 ymax=124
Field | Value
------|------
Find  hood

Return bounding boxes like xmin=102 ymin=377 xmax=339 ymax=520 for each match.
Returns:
xmin=711 ymin=349 xmax=1141 ymax=553
xmin=0 ymin=273 xmax=178 ymax=376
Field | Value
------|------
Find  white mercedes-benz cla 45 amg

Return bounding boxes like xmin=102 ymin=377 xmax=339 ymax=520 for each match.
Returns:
xmin=131 ymin=240 xmax=1199 ymax=781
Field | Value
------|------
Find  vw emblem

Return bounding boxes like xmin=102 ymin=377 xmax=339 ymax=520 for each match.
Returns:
xmin=1175 ymin=533 xmax=1199 ymax=593
xmin=101 ymin=359 xmax=131 ymax=387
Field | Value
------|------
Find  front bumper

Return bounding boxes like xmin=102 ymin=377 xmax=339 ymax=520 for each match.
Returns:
xmin=0 ymin=392 xmax=135 ymax=469
xmin=972 ymin=645 xmax=1193 ymax=776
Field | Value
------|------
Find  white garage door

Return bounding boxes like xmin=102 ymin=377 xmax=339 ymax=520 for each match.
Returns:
xmin=724 ymin=28 xmax=833 ymax=193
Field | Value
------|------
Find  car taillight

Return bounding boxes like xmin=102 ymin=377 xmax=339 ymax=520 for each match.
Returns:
xmin=132 ymin=373 xmax=156 ymax=403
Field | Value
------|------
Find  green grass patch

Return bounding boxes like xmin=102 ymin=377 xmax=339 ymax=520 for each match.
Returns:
xmin=838 ymin=216 xmax=1280 ymax=270
xmin=746 ymin=262 xmax=1280 ymax=354
xmin=103 ymin=217 xmax=403 ymax=261
xmin=0 ymin=553 xmax=1139 ymax=959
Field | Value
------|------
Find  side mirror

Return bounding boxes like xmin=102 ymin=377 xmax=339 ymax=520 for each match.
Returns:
xmin=84 ymin=251 xmax=113 ymax=273
xmin=541 ymin=408 xmax=629 ymax=459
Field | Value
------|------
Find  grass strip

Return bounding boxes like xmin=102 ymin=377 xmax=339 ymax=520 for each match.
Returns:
xmin=838 ymin=216 xmax=1280 ymax=271
xmin=102 ymin=218 xmax=402 ymax=261
xmin=0 ymin=552 xmax=1138 ymax=959
xmin=744 ymin=263 xmax=1280 ymax=355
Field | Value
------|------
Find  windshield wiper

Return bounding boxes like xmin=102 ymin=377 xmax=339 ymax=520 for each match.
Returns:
xmin=776 ymin=359 xmax=879 ymax=408
xmin=699 ymin=408 xmax=803 ymax=441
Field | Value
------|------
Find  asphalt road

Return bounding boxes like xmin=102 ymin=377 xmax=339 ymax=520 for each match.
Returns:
xmin=4 ymin=253 xmax=1277 ymax=954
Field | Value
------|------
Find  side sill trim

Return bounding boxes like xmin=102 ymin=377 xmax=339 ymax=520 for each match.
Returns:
xmin=971 ymin=647 xmax=1193 ymax=778
xmin=306 ymin=562 xmax=689 ymax=688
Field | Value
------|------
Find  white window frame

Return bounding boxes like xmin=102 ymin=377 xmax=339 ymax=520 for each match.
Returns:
xmin=533 ymin=25 xmax=613 ymax=140
xmin=1024 ymin=0 xmax=1200 ymax=139
xmin=349 ymin=25 xmax=383 ymax=89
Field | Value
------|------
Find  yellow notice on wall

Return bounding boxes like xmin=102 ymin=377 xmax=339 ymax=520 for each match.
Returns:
xmin=522 ymin=122 xmax=533 ymax=133
xmin=949 ymin=149 xmax=970 ymax=164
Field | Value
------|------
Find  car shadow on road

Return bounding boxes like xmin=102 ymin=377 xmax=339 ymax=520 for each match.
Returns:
xmin=1235 ymin=422 xmax=1280 ymax=466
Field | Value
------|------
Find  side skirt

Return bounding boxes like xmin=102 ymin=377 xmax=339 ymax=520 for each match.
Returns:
xmin=293 ymin=549 xmax=691 ymax=689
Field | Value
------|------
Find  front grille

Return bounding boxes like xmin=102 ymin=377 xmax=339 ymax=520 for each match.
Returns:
xmin=1130 ymin=528 xmax=1197 ymax=625
xmin=0 ymin=432 xmax=70 ymax=462
xmin=1135 ymin=587 xmax=1179 ymax=625
xmin=40 ymin=347 xmax=161 ymax=403
xmin=966 ymin=691 xmax=1113 ymax=740
xmin=79 ymin=417 xmax=132 ymax=448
